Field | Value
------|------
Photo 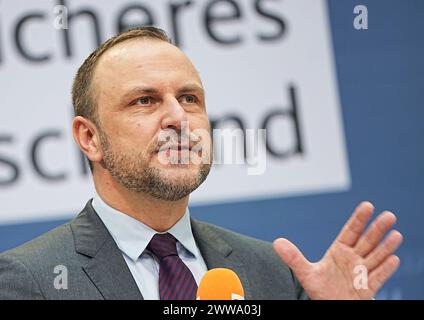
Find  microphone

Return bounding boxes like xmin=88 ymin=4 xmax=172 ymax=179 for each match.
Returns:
xmin=196 ymin=268 xmax=245 ymax=300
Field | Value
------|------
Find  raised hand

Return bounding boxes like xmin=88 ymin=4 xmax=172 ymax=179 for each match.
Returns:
xmin=273 ymin=202 xmax=403 ymax=300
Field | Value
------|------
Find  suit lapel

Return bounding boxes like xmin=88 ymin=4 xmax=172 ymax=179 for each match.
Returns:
xmin=191 ymin=219 xmax=252 ymax=300
xmin=71 ymin=200 xmax=143 ymax=300
xmin=71 ymin=201 xmax=253 ymax=300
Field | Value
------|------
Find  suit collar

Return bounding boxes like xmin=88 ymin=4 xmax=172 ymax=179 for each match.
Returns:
xmin=191 ymin=219 xmax=253 ymax=300
xmin=70 ymin=200 xmax=252 ymax=300
xmin=91 ymin=193 xmax=200 ymax=262
xmin=70 ymin=200 xmax=143 ymax=300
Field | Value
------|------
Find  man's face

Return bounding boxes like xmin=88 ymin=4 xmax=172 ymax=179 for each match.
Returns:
xmin=92 ymin=39 xmax=212 ymax=201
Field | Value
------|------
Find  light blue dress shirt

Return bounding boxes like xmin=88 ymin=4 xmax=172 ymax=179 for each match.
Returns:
xmin=92 ymin=193 xmax=208 ymax=300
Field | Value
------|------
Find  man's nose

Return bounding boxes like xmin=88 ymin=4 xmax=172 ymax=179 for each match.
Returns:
xmin=161 ymin=97 xmax=188 ymax=131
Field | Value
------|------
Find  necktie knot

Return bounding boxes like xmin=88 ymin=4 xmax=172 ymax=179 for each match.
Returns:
xmin=147 ymin=233 xmax=178 ymax=260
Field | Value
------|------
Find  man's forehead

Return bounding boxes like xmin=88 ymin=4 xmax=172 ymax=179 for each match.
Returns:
xmin=93 ymin=38 xmax=201 ymax=84
xmin=91 ymin=38 xmax=203 ymax=107
xmin=98 ymin=39 xmax=190 ymax=70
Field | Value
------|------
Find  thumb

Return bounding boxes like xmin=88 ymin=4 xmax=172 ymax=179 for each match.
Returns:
xmin=273 ymin=238 xmax=311 ymax=280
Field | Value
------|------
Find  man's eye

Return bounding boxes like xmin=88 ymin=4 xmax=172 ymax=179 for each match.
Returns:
xmin=136 ymin=97 xmax=153 ymax=105
xmin=182 ymin=95 xmax=197 ymax=104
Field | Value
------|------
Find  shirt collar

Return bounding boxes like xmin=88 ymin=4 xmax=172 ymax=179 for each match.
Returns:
xmin=92 ymin=193 xmax=198 ymax=262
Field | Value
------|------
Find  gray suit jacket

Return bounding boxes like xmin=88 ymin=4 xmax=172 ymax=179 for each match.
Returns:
xmin=0 ymin=200 xmax=307 ymax=300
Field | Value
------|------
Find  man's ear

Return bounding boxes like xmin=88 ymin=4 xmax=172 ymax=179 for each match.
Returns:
xmin=72 ymin=116 xmax=103 ymax=163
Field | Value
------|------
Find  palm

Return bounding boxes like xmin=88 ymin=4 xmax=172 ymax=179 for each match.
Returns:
xmin=300 ymin=243 xmax=371 ymax=300
xmin=273 ymin=202 xmax=403 ymax=300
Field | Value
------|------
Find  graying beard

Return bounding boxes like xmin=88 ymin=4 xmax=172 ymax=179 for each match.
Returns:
xmin=103 ymin=148 xmax=211 ymax=201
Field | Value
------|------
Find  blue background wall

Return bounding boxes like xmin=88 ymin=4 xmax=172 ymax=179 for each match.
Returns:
xmin=1 ymin=0 xmax=423 ymax=299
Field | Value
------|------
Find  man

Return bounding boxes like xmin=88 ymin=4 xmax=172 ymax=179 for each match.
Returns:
xmin=0 ymin=27 xmax=403 ymax=300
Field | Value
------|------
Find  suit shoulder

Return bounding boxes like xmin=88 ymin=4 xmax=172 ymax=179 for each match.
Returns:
xmin=0 ymin=223 xmax=76 ymax=299
xmin=0 ymin=222 xmax=74 ymax=264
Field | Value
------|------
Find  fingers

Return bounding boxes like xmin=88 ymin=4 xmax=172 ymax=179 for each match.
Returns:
xmin=336 ymin=201 xmax=374 ymax=247
xmin=354 ymin=211 xmax=397 ymax=257
xmin=364 ymin=230 xmax=403 ymax=272
xmin=273 ymin=238 xmax=311 ymax=281
xmin=368 ymin=255 xmax=400 ymax=293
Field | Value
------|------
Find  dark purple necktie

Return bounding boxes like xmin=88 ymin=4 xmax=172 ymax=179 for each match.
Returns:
xmin=147 ymin=233 xmax=198 ymax=300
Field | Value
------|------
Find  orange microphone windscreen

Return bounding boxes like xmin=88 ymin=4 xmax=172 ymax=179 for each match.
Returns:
xmin=196 ymin=268 xmax=245 ymax=300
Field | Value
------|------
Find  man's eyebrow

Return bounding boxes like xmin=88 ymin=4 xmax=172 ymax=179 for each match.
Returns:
xmin=178 ymin=84 xmax=205 ymax=95
xmin=123 ymin=87 xmax=159 ymax=97
xmin=120 ymin=84 xmax=205 ymax=104
xmin=120 ymin=87 xmax=159 ymax=104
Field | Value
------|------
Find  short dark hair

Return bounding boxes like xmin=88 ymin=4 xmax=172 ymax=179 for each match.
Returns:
xmin=71 ymin=26 xmax=172 ymax=171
